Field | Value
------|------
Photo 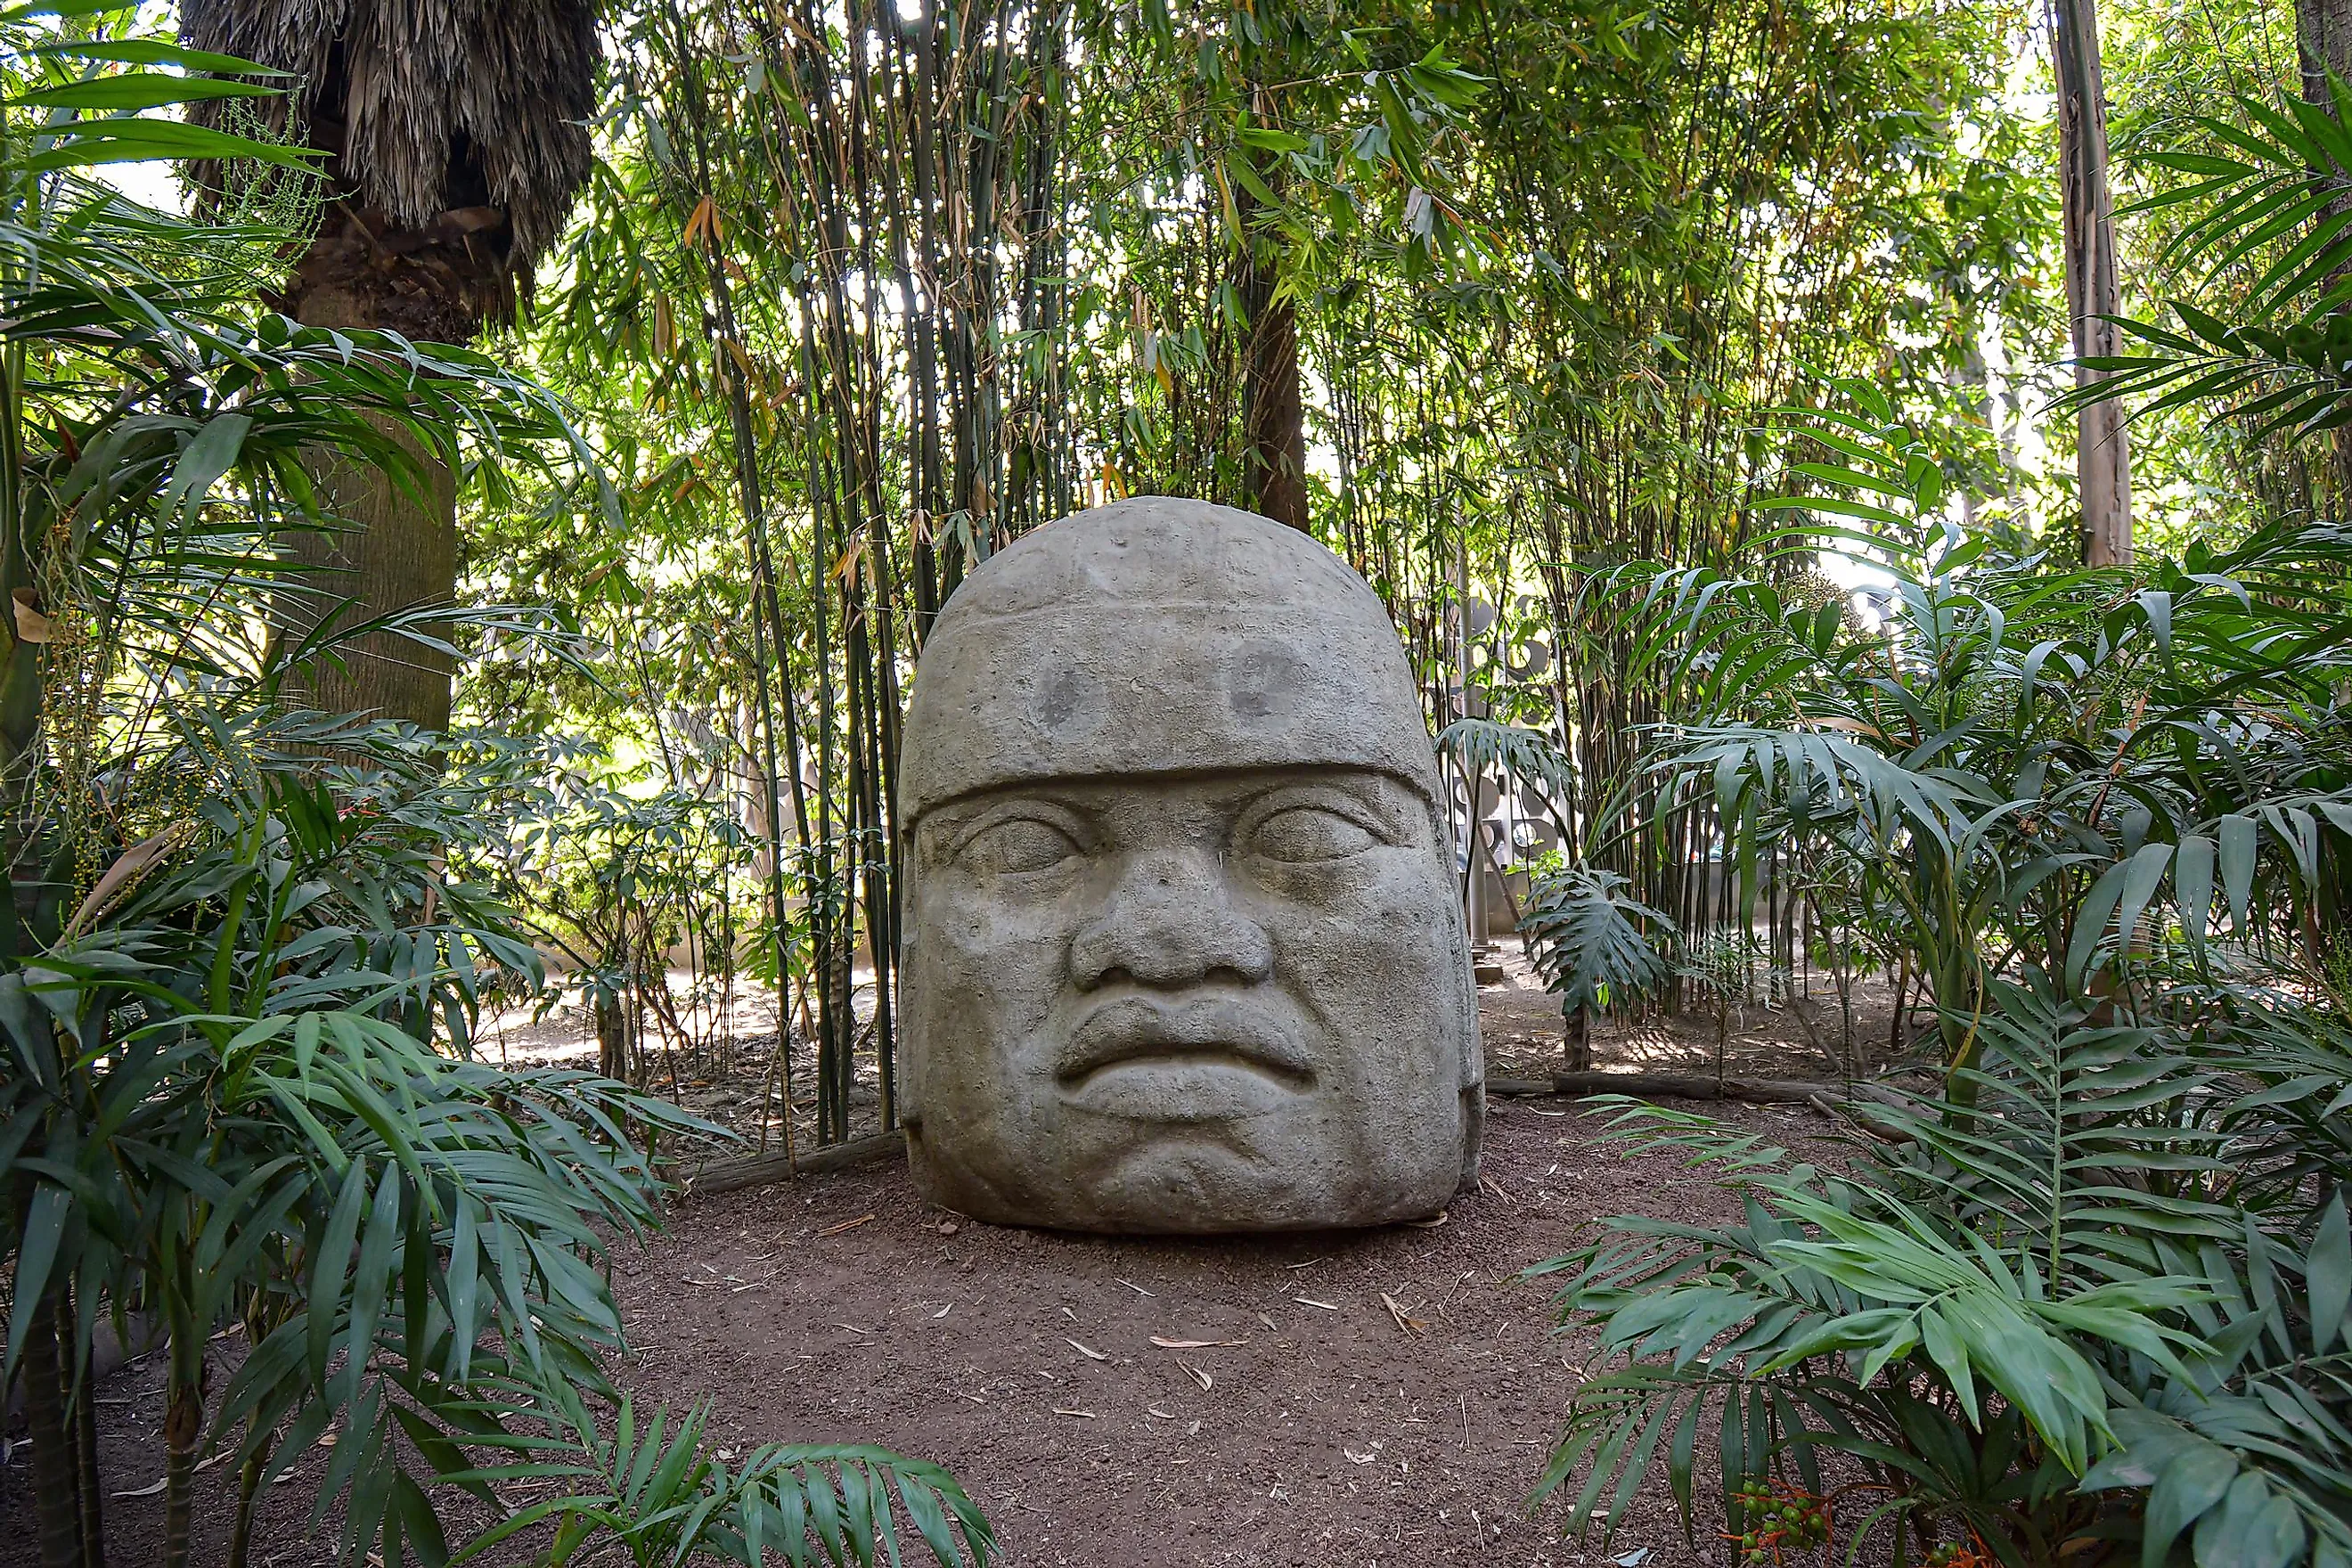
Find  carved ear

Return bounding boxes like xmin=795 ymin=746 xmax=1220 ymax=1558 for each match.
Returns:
xmin=1456 ymin=1083 xmax=1485 ymax=1196
xmin=897 ymin=1049 xmax=921 ymax=1128
xmin=1458 ymin=943 xmax=1483 ymax=1090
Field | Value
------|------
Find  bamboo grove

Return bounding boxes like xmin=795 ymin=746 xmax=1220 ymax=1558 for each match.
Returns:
xmin=461 ymin=0 xmax=2071 ymax=1144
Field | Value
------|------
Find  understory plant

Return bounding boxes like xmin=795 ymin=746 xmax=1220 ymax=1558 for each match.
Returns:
xmin=1531 ymin=377 xmax=2352 ymax=1568
xmin=0 ymin=13 xmax=993 ymax=1566
xmin=1438 ymin=721 xmax=1676 ymax=1068
xmin=1537 ymin=976 xmax=2352 ymax=1568
xmin=1616 ymin=385 xmax=2352 ymax=1098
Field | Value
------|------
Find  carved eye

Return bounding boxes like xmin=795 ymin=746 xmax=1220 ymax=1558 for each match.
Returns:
xmin=957 ymin=815 xmax=1083 ymax=874
xmin=1249 ymin=804 xmax=1378 ymax=864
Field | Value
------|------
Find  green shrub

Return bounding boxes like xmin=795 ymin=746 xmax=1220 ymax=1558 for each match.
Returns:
xmin=1536 ymin=977 xmax=2352 ymax=1568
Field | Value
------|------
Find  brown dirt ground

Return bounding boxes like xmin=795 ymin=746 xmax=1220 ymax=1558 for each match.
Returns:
xmin=0 ymin=966 xmax=1874 ymax=1568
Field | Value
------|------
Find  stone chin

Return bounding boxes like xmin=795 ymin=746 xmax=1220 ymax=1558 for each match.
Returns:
xmin=906 ymin=1118 xmax=1463 ymax=1236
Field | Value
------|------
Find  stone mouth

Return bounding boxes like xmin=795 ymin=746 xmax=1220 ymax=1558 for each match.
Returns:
xmin=1055 ymin=993 xmax=1313 ymax=1092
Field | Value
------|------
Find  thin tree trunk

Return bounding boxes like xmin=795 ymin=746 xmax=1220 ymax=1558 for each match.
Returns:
xmin=227 ymin=1449 xmax=265 ymax=1568
xmin=2297 ymin=0 xmax=2352 ymax=502
xmin=74 ymin=1303 xmax=104 ymax=1568
xmin=595 ymin=985 xmax=627 ymax=1080
xmin=675 ymin=0 xmax=807 ymax=1153
xmin=2051 ymin=0 xmax=2132 ymax=566
xmin=1564 ymin=1002 xmax=1592 ymax=1073
xmin=24 ymin=1294 xmax=84 ymax=1568
xmin=1242 ymin=272 xmax=1309 ymax=530
xmin=160 ymin=1330 xmax=202 ymax=1568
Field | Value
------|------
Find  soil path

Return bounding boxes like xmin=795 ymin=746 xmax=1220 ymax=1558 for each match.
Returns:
xmin=607 ymin=1098 xmax=1830 ymax=1568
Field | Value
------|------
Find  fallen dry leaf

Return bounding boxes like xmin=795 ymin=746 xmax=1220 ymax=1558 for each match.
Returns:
xmin=1179 ymin=1361 xmax=1213 ymax=1391
xmin=1150 ymin=1336 xmax=1247 ymax=1350
xmin=1147 ymin=1407 xmax=1177 ymax=1419
xmin=1256 ymin=1312 xmax=1278 ymax=1331
xmin=816 ymin=1213 xmax=877 ymax=1237
xmin=1380 ymin=1291 xmax=1427 ymax=1335
xmin=1065 ymin=1337 xmax=1111 ymax=1361
xmin=1343 ymin=1448 xmax=1377 ymax=1465
xmin=1403 ymin=1210 xmax=1450 ymax=1229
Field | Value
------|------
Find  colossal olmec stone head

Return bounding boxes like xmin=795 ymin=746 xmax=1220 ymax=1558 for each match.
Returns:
xmin=898 ymin=497 xmax=1482 ymax=1233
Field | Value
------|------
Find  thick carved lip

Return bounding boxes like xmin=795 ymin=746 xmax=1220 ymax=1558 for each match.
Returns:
xmin=1055 ymin=992 xmax=1314 ymax=1091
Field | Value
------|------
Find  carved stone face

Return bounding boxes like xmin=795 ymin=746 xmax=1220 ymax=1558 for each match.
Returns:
xmin=897 ymin=499 xmax=1481 ymax=1233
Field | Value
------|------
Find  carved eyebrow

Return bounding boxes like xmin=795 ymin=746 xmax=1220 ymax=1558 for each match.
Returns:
xmin=1230 ymin=780 xmax=1409 ymax=851
xmin=936 ymin=795 xmax=1097 ymax=856
xmin=1237 ymin=775 xmax=1402 ymax=821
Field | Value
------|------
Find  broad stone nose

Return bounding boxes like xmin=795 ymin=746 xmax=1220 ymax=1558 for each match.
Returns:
xmin=1070 ymin=846 xmax=1274 ymax=991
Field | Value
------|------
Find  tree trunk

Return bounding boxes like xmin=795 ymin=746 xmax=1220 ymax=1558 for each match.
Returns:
xmin=226 ymin=1449 xmax=265 ymax=1568
xmin=277 ymin=420 xmax=458 ymax=731
xmin=2300 ymin=0 xmax=2352 ymax=100
xmin=160 ymin=1383 xmax=200 ymax=1568
xmin=265 ymin=133 xmax=506 ymax=732
xmin=1564 ymin=1002 xmax=1592 ymax=1074
xmin=74 ymin=1310 xmax=105 ymax=1568
xmin=2297 ymin=0 xmax=2352 ymax=505
xmin=2050 ymin=0 xmax=2132 ymax=567
xmin=1241 ymin=252 xmax=1310 ymax=532
xmin=1233 ymin=98 xmax=1309 ymax=534
xmin=23 ymin=1297 xmax=84 ymax=1568
xmin=595 ymin=985 xmax=629 ymax=1082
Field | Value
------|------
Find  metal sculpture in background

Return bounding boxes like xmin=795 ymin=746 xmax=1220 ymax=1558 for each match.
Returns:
xmin=896 ymin=497 xmax=1484 ymax=1232
xmin=1446 ymin=592 xmax=1569 ymax=937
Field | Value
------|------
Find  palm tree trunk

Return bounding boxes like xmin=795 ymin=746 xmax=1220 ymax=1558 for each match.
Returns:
xmin=1242 ymin=267 xmax=1310 ymax=532
xmin=277 ymin=423 xmax=459 ymax=731
xmin=1236 ymin=151 xmax=1309 ymax=532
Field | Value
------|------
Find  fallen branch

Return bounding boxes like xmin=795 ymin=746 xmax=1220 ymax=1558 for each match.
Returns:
xmin=682 ymin=1129 xmax=904 ymax=1196
xmin=1488 ymin=1072 xmax=1911 ymax=1108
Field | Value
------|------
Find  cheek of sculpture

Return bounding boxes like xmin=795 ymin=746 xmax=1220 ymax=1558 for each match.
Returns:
xmin=902 ymin=832 xmax=1090 ymax=1218
xmin=1253 ymin=844 xmax=1467 ymax=1217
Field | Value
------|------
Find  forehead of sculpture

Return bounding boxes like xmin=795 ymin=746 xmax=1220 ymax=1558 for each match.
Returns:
xmin=947 ymin=497 xmax=1376 ymax=618
xmin=902 ymin=499 xmax=1441 ymax=822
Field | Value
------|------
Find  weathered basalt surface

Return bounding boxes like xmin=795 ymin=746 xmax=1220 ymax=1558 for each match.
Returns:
xmin=898 ymin=497 xmax=1482 ymax=1232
